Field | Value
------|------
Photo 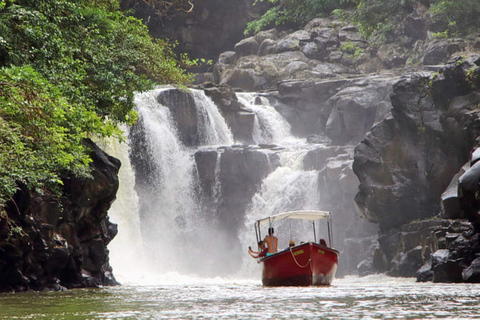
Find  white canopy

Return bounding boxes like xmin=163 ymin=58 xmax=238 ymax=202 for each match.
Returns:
xmin=255 ymin=210 xmax=331 ymax=226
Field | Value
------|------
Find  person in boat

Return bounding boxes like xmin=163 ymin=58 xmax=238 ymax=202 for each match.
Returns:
xmin=248 ymin=241 xmax=268 ymax=259
xmin=319 ymin=239 xmax=327 ymax=246
xmin=261 ymin=227 xmax=278 ymax=255
xmin=284 ymin=239 xmax=295 ymax=251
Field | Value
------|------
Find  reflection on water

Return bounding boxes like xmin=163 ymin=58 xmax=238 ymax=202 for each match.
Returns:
xmin=1 ymin=275 xmax=480 ymax=319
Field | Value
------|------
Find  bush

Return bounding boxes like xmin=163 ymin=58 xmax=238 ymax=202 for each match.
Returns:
xmin=429 ymin=0 xmax=480 ymax=37
xmin=0 ymin=0 xmax=193 ymax=205
xmin=245 ymin=0 xmax=358 ymax=35
xmin=351 ymin=0 xmax=414 ymax=39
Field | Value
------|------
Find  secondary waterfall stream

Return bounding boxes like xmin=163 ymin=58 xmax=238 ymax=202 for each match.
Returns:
xmin=107 ymin=87 xmax=328 ymax=282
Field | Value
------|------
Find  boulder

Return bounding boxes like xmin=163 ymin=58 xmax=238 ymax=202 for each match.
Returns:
xmin=157 ymin=89 xmax=199 ymax=147
xmin=423 ymin=39 xmax=466 ymax=65
xmin=234 ymin=37 xmax=260 ymax=57
xmin=441 ymin=163 xmax=468 ymax=219
xmin=325 ymin=76 xmax=395 ymax=144
xmin=462 ymin=257 xmax=480 ymax=282
xmin=432 ymin=249 xmax=464 ymax=283
xmin=402 ymin=11 xmax=427 ymax=40
xmin=458 ymin=160 xmax=480 ymax=230
xmin=274 ymin=30 xmax=310 ymax=53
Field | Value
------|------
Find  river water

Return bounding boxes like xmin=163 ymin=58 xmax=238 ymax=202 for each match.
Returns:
xmin=1 ymin=274 xmax=480 ymax=319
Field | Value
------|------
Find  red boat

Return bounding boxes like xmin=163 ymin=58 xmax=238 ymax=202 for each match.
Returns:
xmin=254 ymin=210 xmax=339 ymax=286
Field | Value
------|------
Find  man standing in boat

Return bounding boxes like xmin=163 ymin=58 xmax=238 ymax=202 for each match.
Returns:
xmin=262 ymin=227 xmax=278 ymax=255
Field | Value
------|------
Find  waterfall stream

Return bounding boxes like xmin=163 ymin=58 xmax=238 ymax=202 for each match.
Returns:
xmin=107 ymin=88 xmax=328 ymax=281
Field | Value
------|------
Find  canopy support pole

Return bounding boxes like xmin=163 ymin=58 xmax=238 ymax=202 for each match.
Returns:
xmin=327 ymin=214 xmax=334 ymax=247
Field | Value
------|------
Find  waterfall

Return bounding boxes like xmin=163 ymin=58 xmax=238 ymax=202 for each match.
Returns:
xmin=232 ymin=93 xmax=326 ymax=277
xmin=96 ymin=128 xmax=146 ymax=284
xmin=239 ymin=147 xmax=323 ymax=276
xmin=128 ymin=87 xmax=236 ymax=276
xmin=237 ymin=93 xmax=293 ymax=145
xmin=106 ymin=88 xmax=328 ymax=280
xmin=193 ymin=90 xmax=234 ymax=146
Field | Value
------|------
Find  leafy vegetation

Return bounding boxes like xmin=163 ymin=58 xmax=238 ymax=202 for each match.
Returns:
xmin=429 ymin=0 xmax=480 ymax=37
xmin=350 ymin=0 xmax=414 ymax=39
xmin=0 ymin=0 xmax=192 ymax=206
xmin=245 ymin=0 xmax=358 ymax=35
xmin=246 ymin=0 xmax=480 ymax=40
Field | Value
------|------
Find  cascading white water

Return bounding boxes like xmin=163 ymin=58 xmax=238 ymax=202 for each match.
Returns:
xmin=106 ymin=88 xmax=327 ymax=281
xmin=96 ymin=128 xmax=146 ymax=284
xmin=237 ymin=93 xmax=322 ymax=225
xmin=127 ymin=87 xmax=236 ymax=277
xmin=237 ymin=93 xmax=294 ymax=145
xmin=192 ymin=90 xmax=234 ymax=146
xmin=235 ymin=93 xmax=327 ymax=277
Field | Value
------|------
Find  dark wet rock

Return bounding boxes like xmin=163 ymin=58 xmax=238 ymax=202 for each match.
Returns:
xmin=121 ymin=0 xmax=269 ymax=62
xmin=432 ymin=249 xmax=464 ymax=283
xmin=216 ymin=147 xmax=280 ymax=231
xmin=195 ymin=149 xmax=220 ymax=200
xmin=405 ymin=220 xmax=480 ymax=283
xmin=325 ymin=76 xmax=395 ymax=144
xmin=416 ymin=260 xmax=434 ymax=282
xmin=441 ymin=163 xmax=468 ymax=219
xmin=423 ymin=39 xmax=466 ymax=66
xmin=459 ymin=157 xmax=480 ymax=231
xmin=354 ymin=57 xmax=480 ymax=231
xmin=0 ymin=139 xmax=120 ymax=292
xmin=462 ymin=257 xmax=480 ymax=282
xmin=388 ymin=246 xmax=426 ymax=277
xmin=157 ymin=89 xmax=199 ymax=147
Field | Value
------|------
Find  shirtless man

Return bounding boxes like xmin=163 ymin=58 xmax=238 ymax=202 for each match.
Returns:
xmin=261 ymin=227 xmax=278 ymax=254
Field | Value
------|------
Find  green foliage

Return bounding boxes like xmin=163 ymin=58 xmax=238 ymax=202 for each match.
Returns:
xmin=247 ymin=0 xmax=480 ymax=40
xmin=429 ymin=0 xmax=480 ymax=37
xmin=245 ymin=0 xmax=358 ymax=35
xmin=0 ymin=66 xmax=93 ymax=202
xmin=340 ymin=41 xmax=364 ymax=60
xmin=0 ymin=0 xmax=193 ymax=206
xmin=351 ymin=0 xmax=414 ymax=39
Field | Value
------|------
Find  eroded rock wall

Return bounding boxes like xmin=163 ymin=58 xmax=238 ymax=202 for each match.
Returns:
xmin=121 ymin=0 xmax=269 ymax=62
xmin=353 ymin=55 xmax=480 ymax=281
xmin=0 ymin=139 xmax=119 ymax=292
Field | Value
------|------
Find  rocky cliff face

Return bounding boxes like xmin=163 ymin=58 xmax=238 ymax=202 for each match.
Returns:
xmin=121 ymin=0 xmax=268 ymax=62
xmin=0 ymin=139 xmax=119 ymax=292
xmin=354 ymin=55 xmax=480 ymax=282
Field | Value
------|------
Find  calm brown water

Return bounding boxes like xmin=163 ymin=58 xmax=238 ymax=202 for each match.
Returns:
xmin=1 ymin=275 xmax=480 ymax=319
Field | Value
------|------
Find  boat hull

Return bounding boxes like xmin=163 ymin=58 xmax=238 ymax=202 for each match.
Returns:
xmin=260 ymin=242 xmax=338 ymax=286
